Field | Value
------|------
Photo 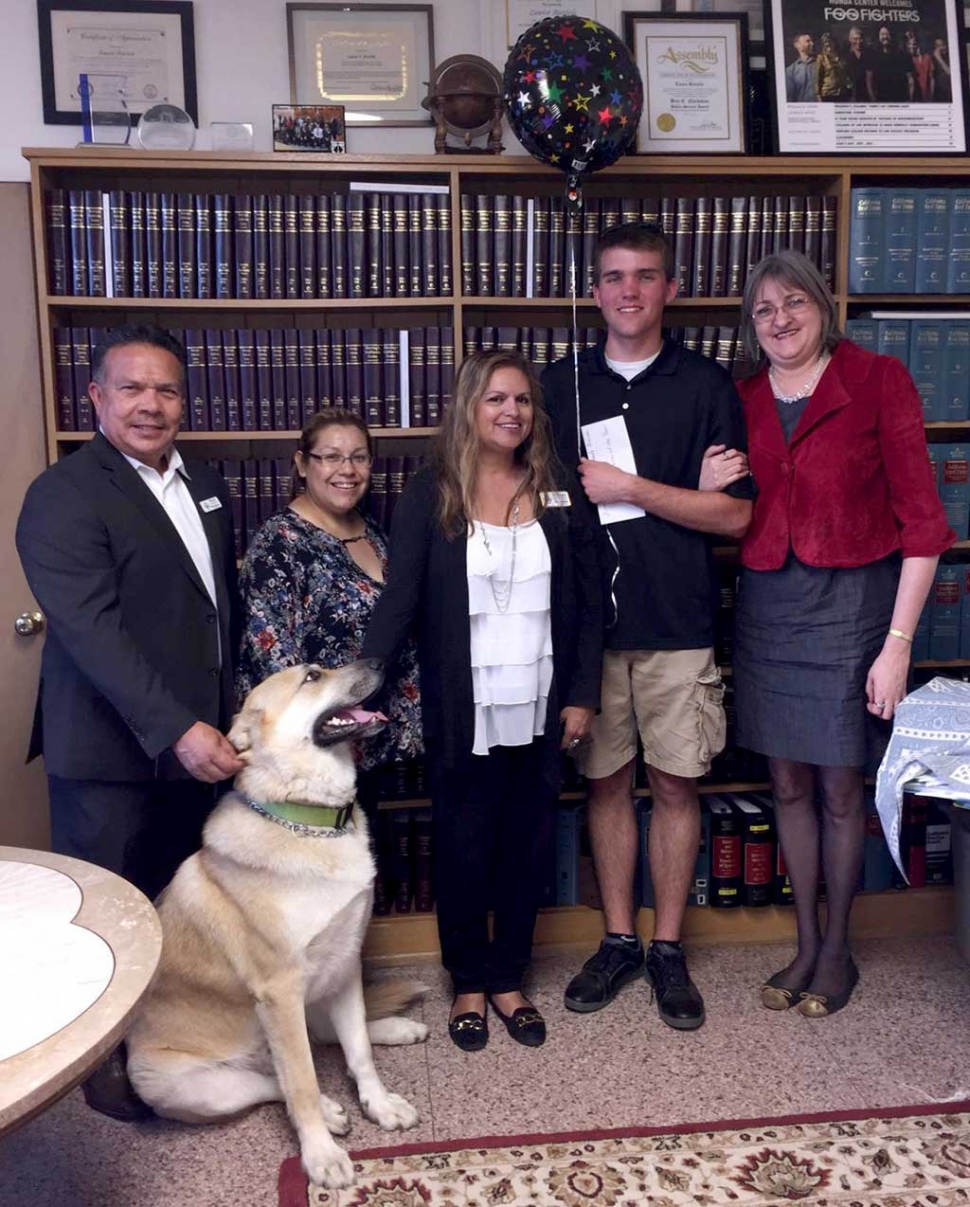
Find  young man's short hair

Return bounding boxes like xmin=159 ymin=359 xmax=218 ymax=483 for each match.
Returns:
xmin=593 ymin=221 xmax=675 ymax=283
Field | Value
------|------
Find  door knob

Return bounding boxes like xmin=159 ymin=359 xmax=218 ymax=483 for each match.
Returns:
xmin=14 ymin=611 xmax=44 ymax=636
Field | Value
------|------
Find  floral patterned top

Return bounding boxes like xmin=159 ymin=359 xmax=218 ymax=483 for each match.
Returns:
xmin=237 ymin=508 xmax=422 ymax=770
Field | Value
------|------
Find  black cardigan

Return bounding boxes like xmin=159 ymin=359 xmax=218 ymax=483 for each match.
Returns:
xmin=362 ymin=467 xmax=603 ymax=773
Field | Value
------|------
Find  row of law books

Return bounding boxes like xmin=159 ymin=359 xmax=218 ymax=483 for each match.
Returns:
xmin=460 ymin=192 xmax=837 ymax=300
xmin=848 ymin=186 xmax=970 ymax=294
xmin=46 ymin=186 xmax=453 ymax=300
xmin=845 ymin=315 xmax=970 ymax=423
xmin=54 ymin=325 xmax=455 ymax=432
xmin=373 ymin=808 xmax=434 ymax=916
xmin=208 ymin=452 xmax=429 ymax=560
xmin=555 ymin=791 xmax=953 ymax=910
xmin=917 ymin=564 xmax=970 ymax=661
xmin=464 ymin=324 xmax=755 ymax=381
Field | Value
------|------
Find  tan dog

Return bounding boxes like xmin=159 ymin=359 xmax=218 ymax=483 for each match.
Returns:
xmin=126 ymin=660 xmax=428 ymax=1189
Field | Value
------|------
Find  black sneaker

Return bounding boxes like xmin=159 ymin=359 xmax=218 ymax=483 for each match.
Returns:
xmin=564 ymin=938 xmax=644 ymax=1013
xmin=645 ymin=941 xmax=705 ymax=1030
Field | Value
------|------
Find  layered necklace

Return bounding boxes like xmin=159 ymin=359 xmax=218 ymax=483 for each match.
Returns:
xmin=478 ymin=498 xmax=521 ymax=615
xmin=769 ymin=351 xmax=830 ymax=404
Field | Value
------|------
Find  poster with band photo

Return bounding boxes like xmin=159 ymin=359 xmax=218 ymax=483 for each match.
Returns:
xmin=767 ymin=0 xmax=968 ymax=152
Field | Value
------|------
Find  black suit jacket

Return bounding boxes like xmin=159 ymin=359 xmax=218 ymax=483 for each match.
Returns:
xmin=361 ymin=467 xmax=603 ymax=774
xmin=16 ymin=434 xmax=238 ymax=781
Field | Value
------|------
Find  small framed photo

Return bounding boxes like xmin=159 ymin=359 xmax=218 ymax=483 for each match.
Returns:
xmin=37 ymin=0 xmax=197 ymax=125
xmin=766 ymin=0 xmax=969 ymax=154
xmin=286 ymin=3 xmax=435 ymax=126
xmin=624 ymin=11 xmax=750 ymax=153
xmin=272 ymin=104 xmax=347 ymax=152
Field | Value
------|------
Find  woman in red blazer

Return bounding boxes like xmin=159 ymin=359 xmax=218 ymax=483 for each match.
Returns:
xmin=733 ymin=250 xmax=953 ymax=1017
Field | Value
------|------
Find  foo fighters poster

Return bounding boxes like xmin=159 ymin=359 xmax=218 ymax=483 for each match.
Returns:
xmin=768 ymin=0 xmax=967 ymax=151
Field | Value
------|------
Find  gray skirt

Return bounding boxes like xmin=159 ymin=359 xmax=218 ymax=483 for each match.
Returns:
xmin=733 ymin=554 xmax=899 ymax=768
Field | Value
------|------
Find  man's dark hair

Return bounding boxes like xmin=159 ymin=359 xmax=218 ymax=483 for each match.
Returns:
xmin=91 ymin=324 xmax=187 ymax=387
xmin=592 ymin=221 xmax=674 ymax=283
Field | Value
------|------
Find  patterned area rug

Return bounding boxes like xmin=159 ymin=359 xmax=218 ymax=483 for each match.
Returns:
xmin=278 ymin=1103 xmax=970 ymax=1206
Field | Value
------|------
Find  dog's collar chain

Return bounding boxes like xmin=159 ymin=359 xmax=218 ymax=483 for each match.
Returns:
xmin=243 ymin=795 xmax=355 ymax=836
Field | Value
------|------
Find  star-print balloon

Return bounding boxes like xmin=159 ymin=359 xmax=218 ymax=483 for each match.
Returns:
xmin=503 ymin=16 xmax=642 ymax=178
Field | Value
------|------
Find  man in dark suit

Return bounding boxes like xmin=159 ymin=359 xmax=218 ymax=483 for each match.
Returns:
xmin=17 ymin=324 xmax=243 ymax=1118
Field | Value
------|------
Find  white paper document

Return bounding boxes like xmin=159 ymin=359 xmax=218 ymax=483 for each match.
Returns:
xmin=581 ymin=417 xmax=645 ymax=526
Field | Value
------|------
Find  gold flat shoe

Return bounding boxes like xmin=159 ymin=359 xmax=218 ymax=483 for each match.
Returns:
xmin=760 ymin=968 xmax=814 ymax=1011
xmin=795 ymin=961 xmax=859 ymax=1019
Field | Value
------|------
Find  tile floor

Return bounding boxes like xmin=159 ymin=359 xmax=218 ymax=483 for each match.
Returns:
xmin=1 ymin=935 xmax=968 ymax=1207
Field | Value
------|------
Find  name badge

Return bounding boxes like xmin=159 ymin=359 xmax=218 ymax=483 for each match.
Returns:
xmin=199 ymin=497 xmax=223 ymax=513
xmin=541 ymin=491 xmax=571 ymax=508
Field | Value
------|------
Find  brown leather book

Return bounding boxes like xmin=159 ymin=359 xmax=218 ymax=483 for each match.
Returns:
xmin=710 ymin=197 xmax=730 ymax=298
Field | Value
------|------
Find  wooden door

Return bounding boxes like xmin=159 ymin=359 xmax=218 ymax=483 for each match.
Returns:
xmin=0 ymin=183 xmax=51 ymax=848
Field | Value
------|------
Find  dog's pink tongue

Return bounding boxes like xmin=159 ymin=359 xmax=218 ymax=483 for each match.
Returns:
xmin=343 ymin=708 xmax=388 ymax=723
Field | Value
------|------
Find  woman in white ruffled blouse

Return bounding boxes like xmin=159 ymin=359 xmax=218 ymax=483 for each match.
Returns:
xmin=363 ymin=350 xmax=603 ymax=1051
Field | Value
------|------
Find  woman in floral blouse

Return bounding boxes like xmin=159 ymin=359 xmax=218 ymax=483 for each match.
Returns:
xmin=237 ymin=408 xmax=422 ymax=816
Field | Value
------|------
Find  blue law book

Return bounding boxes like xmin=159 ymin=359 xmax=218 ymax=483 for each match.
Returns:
xmin=844 ymin=317 xmax=877 ymax=349
xmin=848 ymin=188 xmax=885 ymax=293
xmin=913 ymin=599 xmax=931 ymax=663
xmin=940 ymin=443 xmax=970 ymax=539
xmin=688 ymin=802 xmax=712 ymax=907
xmin=908 ymin=320 xmax=946 ymax=421
xmin=930 ymin=563 xmax=962 ymax=660
xmin=555 ymin=806 xmax=580 ymax=906
xmin=960 ymin=566 xmax=970 ymax=658
xmin=946 ymin=189 xmax=970 ymax=294
xmin=943 ymin=321 xmax=970 ymax=421
xmin=884 ymin=189 xmax=918 ymax=293
xmin=876 ymin=317 xmax=910 ymax=364
xmin=864 ymin=791 xmax=895 ymax=892
xmin=915 ymin=189 xmax=950 ymax=294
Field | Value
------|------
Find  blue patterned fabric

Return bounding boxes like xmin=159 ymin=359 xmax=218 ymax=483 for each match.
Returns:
xmin=875 ymin=676 xmax=970 ymax=878
xmin=237 ymin=508 xmax=422 ymax=771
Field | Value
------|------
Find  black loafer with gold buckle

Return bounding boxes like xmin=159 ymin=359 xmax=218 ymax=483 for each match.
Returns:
xmin=448 ymin=1008 xmax=489 ymax=1052
xmin=489 ymin=998 xmax=546 ymax=1047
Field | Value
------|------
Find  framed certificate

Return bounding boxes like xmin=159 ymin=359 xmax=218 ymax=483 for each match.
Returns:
xmin=505 ymin=0 xmax=597 ymax=48
xmin=287 ymin=3 xmax=435 ymax=126
xmin=624 ymin=12 xmax=750 ymax=152
xmin=37 ymin=0 xmax=197 ymax=125
xmin=767 ymin=0 xmax=968 ymax=154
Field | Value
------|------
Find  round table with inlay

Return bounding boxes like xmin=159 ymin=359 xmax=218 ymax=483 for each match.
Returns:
xmin=0 ymin=846 xmax=162 ymax=1136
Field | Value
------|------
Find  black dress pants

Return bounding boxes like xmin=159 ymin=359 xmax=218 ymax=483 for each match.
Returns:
xmin=48 ymin=775 xmax=219 ymax=901
xmin=431 ymin=739 xmax=557 ymax=995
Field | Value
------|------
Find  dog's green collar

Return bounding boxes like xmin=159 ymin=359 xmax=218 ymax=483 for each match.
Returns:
xmin=243 ymin=795 xmax=354 ymax=834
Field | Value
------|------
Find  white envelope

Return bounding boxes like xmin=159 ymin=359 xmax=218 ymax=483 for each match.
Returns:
xmin=581 ymin=416 xmax=646 ymax=526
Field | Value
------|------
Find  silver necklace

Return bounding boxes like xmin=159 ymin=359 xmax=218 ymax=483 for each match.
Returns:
xmin=478 ymin=499 xmax=520 ymax=615
xmin=769 ymin=352 xmax=830 ymax=404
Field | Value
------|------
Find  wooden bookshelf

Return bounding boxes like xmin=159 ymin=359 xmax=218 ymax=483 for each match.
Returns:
xmin=25 ymin=148 xmax=969 ymax=961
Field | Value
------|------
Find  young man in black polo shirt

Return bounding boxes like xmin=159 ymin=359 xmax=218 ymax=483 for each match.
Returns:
xmin=542 ymin=223 xmax=754 ymax=1029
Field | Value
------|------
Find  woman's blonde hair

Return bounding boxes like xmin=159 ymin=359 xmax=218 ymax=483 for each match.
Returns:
xmin=432 ymin=348 xmax=562 ymax=537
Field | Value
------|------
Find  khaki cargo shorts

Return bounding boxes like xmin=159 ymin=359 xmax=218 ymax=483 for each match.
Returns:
xmin=578 ymin=647 xmax=726 ymax=781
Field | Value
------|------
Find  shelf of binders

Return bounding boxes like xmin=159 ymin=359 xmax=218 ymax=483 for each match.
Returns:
xmin=362 ymin=886 xmax=956 ymax=966
xmin=42 ymin=295 xmax=460 ymax=310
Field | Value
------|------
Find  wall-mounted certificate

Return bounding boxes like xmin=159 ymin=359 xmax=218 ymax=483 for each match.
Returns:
xmin=506 ymin=0 xmax=597 ymax=47
xmin=37 ymin=0 xmax=197 ymax=125
xmin=624 ymin=12 xmax=749 ymax=153
xmin=287 ymin=4 xmax=435 ymax=126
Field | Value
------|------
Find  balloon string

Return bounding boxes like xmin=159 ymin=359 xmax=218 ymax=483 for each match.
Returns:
xmin=568 ymin=205 xmax=620 ymax=630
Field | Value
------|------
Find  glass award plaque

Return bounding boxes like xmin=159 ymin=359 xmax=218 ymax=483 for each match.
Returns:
xmin=210 ymin=122 xmax=255 ymax=152
xmin=77 ymin=74 xmax=132 ymax=146
xmin=137 ymin=103 xmax=197 ymax=151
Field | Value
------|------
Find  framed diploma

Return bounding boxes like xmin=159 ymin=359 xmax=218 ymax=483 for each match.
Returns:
xmin=624 ymin=12 xmax=750 ymax=152
xmin=287 ymin=3 xmax=435 ymax=126
xmin=766 ymin=0 xmax=968 ymax=154
xmin=505 ymin=0 xmax=597 ymax=48
xmin=37 ymin=0 xmax=197 ymax=125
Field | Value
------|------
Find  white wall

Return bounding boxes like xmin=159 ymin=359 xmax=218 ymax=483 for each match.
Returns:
xmin=1 ymin=0 xmax=627 ymax=181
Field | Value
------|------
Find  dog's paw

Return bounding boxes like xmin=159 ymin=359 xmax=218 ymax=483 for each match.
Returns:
xmin=366 ymin=1017 xmax=430 ymax=1046
xmin=302 ymin=1139 xmax=355 ymax=1189
xmin=361 ymin=1090 xmax=420 ymax=1131
xmin=318 ymin=1094 xmax=350 ymax=1135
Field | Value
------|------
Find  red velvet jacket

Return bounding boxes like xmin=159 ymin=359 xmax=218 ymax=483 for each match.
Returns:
xmin=738 ymin=338 xmax=955 ymax=570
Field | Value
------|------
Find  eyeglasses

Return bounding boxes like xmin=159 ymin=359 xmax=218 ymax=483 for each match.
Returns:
xmin=751 ymin=294 xmax=813 ymax=323
xmin=306 ymin=452 xmax=373 ymax=469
